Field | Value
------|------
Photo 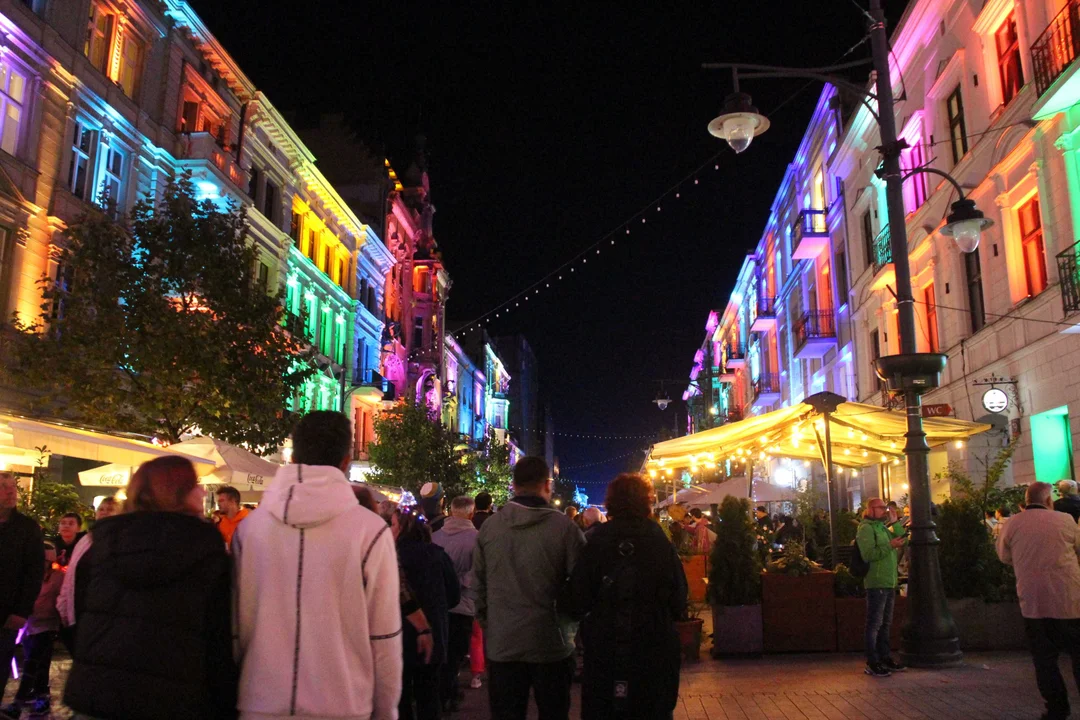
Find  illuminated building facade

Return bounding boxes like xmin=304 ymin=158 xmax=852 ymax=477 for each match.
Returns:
xmin=443 ymin=334 xmax=486 ymax=443
xmin=689 ymin=0 xmax=1080 ymax=503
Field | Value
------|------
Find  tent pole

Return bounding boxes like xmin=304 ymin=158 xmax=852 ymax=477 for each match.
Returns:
xmin=822 ymin=411 xmax=839 ymax=569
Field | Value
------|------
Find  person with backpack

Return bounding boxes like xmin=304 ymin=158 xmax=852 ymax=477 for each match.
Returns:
xmin=566 ymin=473 xmax=687 ymax=719
xmin=855 ymin=498 xmax=907 ymax=677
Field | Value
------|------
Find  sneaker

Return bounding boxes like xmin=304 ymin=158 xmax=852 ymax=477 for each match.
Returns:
xmin=864 ymin=662 xmax=891 ymax=677
xmin=470 ymin=674 xmax=483 ymax=690
xmin=27 ymin=696 xmax=50 ymax=718
xmin=882 ymin=657 xmax=906 ymax=672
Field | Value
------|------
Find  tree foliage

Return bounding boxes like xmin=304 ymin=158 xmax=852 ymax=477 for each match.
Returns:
xmin=463 ymin=435 xmax=513 ymax=506
xmin=18 ymin=480 xmax=92 ymax=532
xmin=707 ymin=496 xmax=762 ymax=606
xmin=3 ymin=175 xmax=312 ymax=452
xmin=368 ymin=399 xmax=467 ymax=497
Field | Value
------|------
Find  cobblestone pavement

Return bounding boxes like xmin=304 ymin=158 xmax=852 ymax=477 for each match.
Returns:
xmin=3 ymin=649 xmax=1073 ymax=719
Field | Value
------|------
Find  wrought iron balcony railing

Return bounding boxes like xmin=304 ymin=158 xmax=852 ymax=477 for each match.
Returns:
xmin=1033 ymin=0 xmax=1080 ymax=96
xmin=753 ymin=372 xmax=781 ymax=400
xmin=873 ymin=225 xmax=893 ymax=273
xmin=794 ymin=309 xmax=838 ymax=349
xmin=1058 ymin=239 xmax=1080 ymax=314
xmin=757 ymin=296 xmax=776 ymax=318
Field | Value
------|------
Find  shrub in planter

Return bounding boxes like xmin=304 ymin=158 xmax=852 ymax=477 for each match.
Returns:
xmin=708 ymin=496 xmax=763 ymax=655
xmin=762 ymin=543 xmax=836 ymax=652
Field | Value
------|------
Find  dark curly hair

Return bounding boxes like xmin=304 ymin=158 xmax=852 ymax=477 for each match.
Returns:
xmin=604 ymin=473 xmax=654 ymax=520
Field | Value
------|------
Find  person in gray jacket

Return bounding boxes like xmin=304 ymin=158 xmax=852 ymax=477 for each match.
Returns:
xmin=432 ymin=495 xmax=480 ymax=711
xmin=474 ymin=457 xmax=585 ymax=720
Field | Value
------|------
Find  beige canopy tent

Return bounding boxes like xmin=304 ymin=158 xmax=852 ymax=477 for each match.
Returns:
xmin=647 ymin=392 xmax=992 ymax=558
xmin=647 ymin=393 xmax=991 ymax=473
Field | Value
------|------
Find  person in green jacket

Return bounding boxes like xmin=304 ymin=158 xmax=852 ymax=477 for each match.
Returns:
xmin=857 ymin=498 xmax=908 ymax=677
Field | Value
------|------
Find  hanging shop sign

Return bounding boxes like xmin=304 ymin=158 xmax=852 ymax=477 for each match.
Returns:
xmin=982 ymin=388 xmax=1009 ymax=414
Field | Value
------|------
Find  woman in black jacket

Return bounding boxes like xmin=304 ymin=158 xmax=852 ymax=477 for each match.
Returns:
xmin=392 ymin=509 xmax=460 ymax=720
xmin=567 ymin=473 xmax=688 ymax=720
xmin=64 ymin=456 xmax=237 ymax=720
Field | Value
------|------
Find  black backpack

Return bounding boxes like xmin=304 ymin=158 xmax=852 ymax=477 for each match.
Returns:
xmin=849 ymin=537 xmax=870 ymax=578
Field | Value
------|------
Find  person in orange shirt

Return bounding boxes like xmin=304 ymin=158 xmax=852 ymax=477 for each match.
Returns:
xmin=215 ymin=486 xmax=248 ymax=549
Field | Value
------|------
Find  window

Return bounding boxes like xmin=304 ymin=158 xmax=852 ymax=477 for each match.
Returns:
xmin=248 ymin=168 xmax=260 ymax=202
xmin=0 ymin=63 xmax=25 ymax=156
xmin=306 ymin=230 xmax=316 ymax=261
xmin=85 ymin=3 xmax=114 ymax=75
xmin=412 ymin=316 xmax=424 ymax=350
xmin=965 ymin=249 xmax=986 ymax=333
xmin=320 ymin=245 xmax=330 ymax=274
xmin=263 ymin=180 xmax=278 ymax=223
xmin=861 ymin=209 xmax=874 ymax=270
xmin=834 ymin=250 xmax=848 ymax=305
xmin=50 ymin=261 xmax=73 ymax=320
xmin=1019 ymin=196 xmax=1047 ymax=297
xmin=98 ymin=144 xmax=125 ymax=212
xmin=925 ymin=283 xmax=939 ymax=353
xmin=68 ymin=121 xmax=97 ymax=200
xmin=289 ymin=211 xmax=302 ymax=243
xmin=337 ymin=257 xmax=347 ymax=287
xmin=995 ymin=14 xmax=1023 ymax=106
xmin=257 ymin=262 xmax=269 ymax=292
xmin=118 ymin=30 xmax=145 ymax=99
xmin=946 ymin=85 xmax=968 ymax=165
xmin=903 ymin=141 xmax=928 ymax=212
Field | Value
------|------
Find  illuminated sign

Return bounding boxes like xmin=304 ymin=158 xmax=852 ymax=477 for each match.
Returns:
xmin=982 ymin=388 xmax=1009 ymax=414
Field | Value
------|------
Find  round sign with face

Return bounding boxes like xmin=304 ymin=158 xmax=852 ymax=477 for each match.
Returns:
xmin=982 ymin=388 xmax=1009 ymax=414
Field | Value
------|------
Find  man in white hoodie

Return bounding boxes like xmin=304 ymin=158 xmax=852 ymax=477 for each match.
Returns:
xmin=233 ymin=411 xmax=402 ymax=720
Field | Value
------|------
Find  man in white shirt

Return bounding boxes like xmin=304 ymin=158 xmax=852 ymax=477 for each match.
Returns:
xmin=997 ymin=482 xmax=1080 ymax=720
xmin=233 ymin=411 xmax=402 ymax=719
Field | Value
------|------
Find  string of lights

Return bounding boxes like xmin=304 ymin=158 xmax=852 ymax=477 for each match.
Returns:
xmin=561 ymin=449 xmax=646 ymax=471
xmin=508 ymin=425 xmax=656 ymax=440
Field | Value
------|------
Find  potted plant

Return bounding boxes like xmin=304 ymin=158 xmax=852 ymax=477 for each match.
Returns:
xmin=762 ymin=543 xmax=836 ymax=652
xmin=675 ymin=596 xmax=706 ymax=662
xmin=708 ymin=496 xmax=763 ymax=656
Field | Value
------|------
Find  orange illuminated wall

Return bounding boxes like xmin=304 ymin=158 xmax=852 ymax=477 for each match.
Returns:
xmin=290 ymin=195 xmax=349 ymax=290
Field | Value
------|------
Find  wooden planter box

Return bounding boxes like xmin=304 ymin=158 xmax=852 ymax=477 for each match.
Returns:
xmin=762 ymin=571 xmax=836 ymax=652
xmin=682 ymin=553 xmax=708 ymax=603
xmin=947 ymin=598 xmax=1026 ymax=650
xmin=711 ymin=604 xmax=763 ymax=656
xmin=835 ymin=594 xmax=908 ymax=652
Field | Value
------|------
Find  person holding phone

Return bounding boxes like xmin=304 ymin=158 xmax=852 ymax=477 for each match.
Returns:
xmin=857 ymin=498 xmax=908 ymax=677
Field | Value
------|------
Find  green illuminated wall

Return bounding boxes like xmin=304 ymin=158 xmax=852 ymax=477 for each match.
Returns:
xmin=1031 ymin=406 xmax=1075 ymax=483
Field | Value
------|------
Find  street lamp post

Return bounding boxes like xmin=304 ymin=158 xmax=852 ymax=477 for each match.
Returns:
xmin=704 ymin=0 xmax=994 ymax=666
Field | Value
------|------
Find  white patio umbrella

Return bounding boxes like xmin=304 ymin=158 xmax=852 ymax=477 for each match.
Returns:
xmin=173 ymin=436 xmax=280 ymax=492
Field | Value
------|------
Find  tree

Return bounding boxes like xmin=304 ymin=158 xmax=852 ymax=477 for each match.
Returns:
xmin=18 ymin=480 xmax=92 ymax=532
xmin=368 ymin=399 xmax=467 ymax=497
xmin=464 ymin=435 xmax=513 ymax=506
xmin=3 ymin=175 xmax=312 ymax=453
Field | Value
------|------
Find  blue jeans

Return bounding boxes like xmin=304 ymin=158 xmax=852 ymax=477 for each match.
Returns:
xmin=865 ymin=588 xmax=895 ymax=665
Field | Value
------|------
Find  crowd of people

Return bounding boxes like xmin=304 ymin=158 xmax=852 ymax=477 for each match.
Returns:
xmin=0 ymin=411 xmax=690 ymax=720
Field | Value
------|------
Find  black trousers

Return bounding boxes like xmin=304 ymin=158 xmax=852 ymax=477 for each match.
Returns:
xmin=400 ymin=661 xmax=442 ymax=720
xmin=488 ymin=656 xmax=574 ymax=720
xmin=1024 ymin=618 xmax=1080 ymax=719
xmin=0 ymin=627 xmax=16 ymax=695
xmin=14 ymin=630 xmax=56 ymax=700
xmin=442 ymin=613 xmax=473 ymax=705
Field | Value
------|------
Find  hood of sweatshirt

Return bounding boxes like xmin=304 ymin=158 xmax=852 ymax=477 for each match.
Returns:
xmin=498 ymin=497 xmax=562 ymax=529
xmin=261 ymin=463 xmax=357 ymax=529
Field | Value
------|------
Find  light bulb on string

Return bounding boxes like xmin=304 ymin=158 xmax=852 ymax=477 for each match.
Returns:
xmin=626 ymin=228 xmax=630 ymax=234
xmin=676 ymin=192 xmax=680 ymax=198
xmin=694 ymin=179 xmax=699 ymax=185
xmin=641 ymin=218 xmax=646 ymax=223
xmin=714 ymin=164 xmax=719 ymax=169
xmin=656 ymin=206 xmax=661 ymax=211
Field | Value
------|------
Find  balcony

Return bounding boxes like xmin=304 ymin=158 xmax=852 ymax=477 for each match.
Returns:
xmin=753 ymin=372 xmax=782 ymax=405
xmin=873 ymin=225 xmax=893 ymax=273
xmin=177 ymin=131 xmax=246 ymax=190
xmin=751 ymin=296 xmax=777 ymax=333
xmin=794 ymin=309 xmax=838 ymax=359
xmin=792 ymin=208 xmax=829 ymax=260
xmin=1058 ymin=240 xmax=1080 ymax=315
xmin=351 ymin=368 xmax=387 ymax=404
xmin=723 ymin=342 xmax=746 ymax=369
xmin=1032 ymin=0 xmax=1080 ymax=119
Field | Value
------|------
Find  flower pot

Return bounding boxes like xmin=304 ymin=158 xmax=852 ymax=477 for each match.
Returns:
xmin=681 ymin=553 xmax=708 ymax=603
xmin=946 ymin=598 xmax=1026 ymax=650
xmin=761 ymin=570 xmax=836 ymax=652
xmin=835 ymin=594 xmax=908 ymax=652
xmin=711 ymin=604 xmax=763 ymax=656
xmin=675 ymin=617 xmax=704 ymax=661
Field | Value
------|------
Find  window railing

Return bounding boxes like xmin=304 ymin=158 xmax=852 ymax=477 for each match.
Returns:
xmin=873 ymin=225 xmax=893 ymax=273
xmin=1032 ymin=0 xmax=1080 ymax=96
xmin=794 ymin=309 xmax=838 ymax=348
xmin=753 ymin=372 xmax=781 ymax=399
xmin=757 ymin=296 xmax=776 ymax=317
xmin=1057 ymin=239 xmax=1080 ymax=314
xmin=724 ymin=342 xmax=746 ymax=363
xmin=797 ymin=208 xmax=828 ymax=235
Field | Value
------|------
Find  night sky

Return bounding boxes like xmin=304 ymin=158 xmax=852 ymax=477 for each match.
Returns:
xmin=189 ymin=0 xmax=909 ymax=493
